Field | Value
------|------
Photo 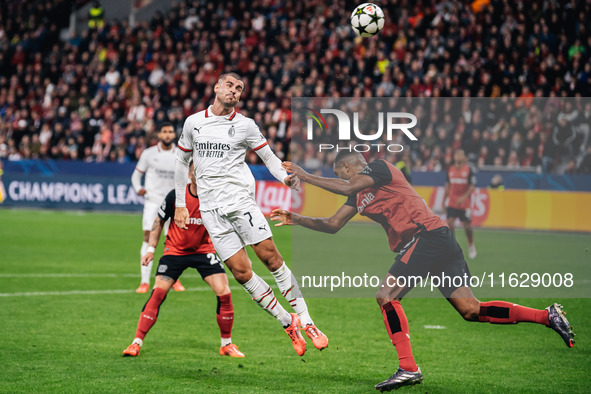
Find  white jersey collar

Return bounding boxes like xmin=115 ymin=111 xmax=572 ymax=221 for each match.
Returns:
xmin=205 ymin=105 xmax=237 ymax=120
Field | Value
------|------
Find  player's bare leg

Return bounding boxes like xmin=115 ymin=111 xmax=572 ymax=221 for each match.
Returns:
xmin=447 ymin=287 xmax=575 ymax=347
xmin=124 ymin=276 xmax=173 ymax=356
xmin=138 ymin=229 xmax=184 ymax=293
xmin=446 ymin=216 xmax=456 ymax=236
xmin=375 ymin=273 xmax=423 ymax=391
xmin=204 ymin=273 xmax=244 ymax=358
xmin=251 ymin=237 xmax=328 ymax=350
xmin=137 ymin=230 xmax=152 ymax=293
xmin=462 ymin=221 xmax=477 ymax=259
xmin=224 ymin=248 xmax=306 ymax=356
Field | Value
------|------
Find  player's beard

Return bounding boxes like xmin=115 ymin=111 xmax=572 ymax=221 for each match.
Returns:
xmin=161 ymin=140 xmax=173 ymax=148
xmin=218 ymin=94 xmax=237 ymax=108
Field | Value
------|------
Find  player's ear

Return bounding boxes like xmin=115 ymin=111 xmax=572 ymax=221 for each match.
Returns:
xmin=214 ymin=82 xmax=220 ymax=93
xmin=342 ymin=162 xmax=350 ymax=174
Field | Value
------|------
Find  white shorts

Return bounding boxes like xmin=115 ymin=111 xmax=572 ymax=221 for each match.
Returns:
xmin=201 ymin=204 xmax=273 ymax=261
xmin=142 ymin=200 xmax=170 ymax=234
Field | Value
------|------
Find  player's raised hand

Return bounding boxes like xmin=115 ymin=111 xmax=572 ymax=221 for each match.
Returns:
xmin=282 ymin=161 xmax=293 ymax=172
xmin=282 ymin=162 xmax=309 ymax=181
xmin=141 ymin=252 xmax=153 ymax=266
xmin=174 ymin=207 xmax=190 ymax=229
xmin=270 ymin=209 xmax=293 ymax=227
xmin=284 ymin=174 xmax=300 ymax=191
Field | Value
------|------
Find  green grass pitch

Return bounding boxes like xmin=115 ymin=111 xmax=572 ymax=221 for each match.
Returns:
xmin=0 ymin=208 xmax=589 ymax=393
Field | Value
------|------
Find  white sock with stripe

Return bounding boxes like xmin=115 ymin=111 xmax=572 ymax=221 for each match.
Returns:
xmin=140 ymin=241 xmax=152 ymax=285
xmin=242 ymin=272 xmax=292 ymax=327
xmin=271 ymin=262 xmax=314 ymax=326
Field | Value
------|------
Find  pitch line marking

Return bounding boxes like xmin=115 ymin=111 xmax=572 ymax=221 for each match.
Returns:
xmin=0 ymin=273 xmax=276 ymax=281
xmin=0 ymin=286 xmax=245 ymax=297
xmin=423 ymin=325 xmax=447 ymax=329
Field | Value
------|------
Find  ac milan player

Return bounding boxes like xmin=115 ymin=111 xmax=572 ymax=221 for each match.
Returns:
xmin=174 ymin=73 xmax=327 ymax=357
xmin=444 ymin=149 xmax=477 ymax=258
xmin=123 ymin=161 xmax=244 ymax=358
xmin=272 ymin=151 xmax=575 ymax=392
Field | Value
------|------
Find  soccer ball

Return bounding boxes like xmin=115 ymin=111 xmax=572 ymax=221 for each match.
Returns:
xmin=350 ymin=3 xmax=385 ymax=37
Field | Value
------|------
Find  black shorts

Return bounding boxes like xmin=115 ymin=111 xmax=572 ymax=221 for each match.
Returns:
xmin=447 ymin=207 xmax=471 ymax=223
xmin=389 ymin=226 xmax=471 ymax=298
xmin=156 ymin=253 xmax=225 ymax=282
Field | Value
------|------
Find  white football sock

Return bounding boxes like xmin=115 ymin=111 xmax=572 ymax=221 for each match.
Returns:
xmin=140 ymin=241 xmax=152 ymax=284
xmin=221 ymin=337 xmax=232 ymax=347
xmin=271 ymin=262 xmax=314 ymax=326
xmin=242 ymin=272 xmax=292 ymax=327
xmin=132 ymin=338 xmax=143 ymax=347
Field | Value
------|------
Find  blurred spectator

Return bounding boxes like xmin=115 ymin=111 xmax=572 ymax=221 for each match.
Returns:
xmin=489 ymin=174 xmax=504 ymax=190
xmin=88 ymin=1 xmax=105 ymax=30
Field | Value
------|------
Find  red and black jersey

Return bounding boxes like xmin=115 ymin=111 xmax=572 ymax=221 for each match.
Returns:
xmin=446 ymin=164 xmax=476 ymax=209
xmin=158 ymin=185 xmax=215 ymax=256
xmin=345 ymin=160 xmax=447 ymax=253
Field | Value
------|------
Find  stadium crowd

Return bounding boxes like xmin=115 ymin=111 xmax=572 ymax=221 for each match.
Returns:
xmin=1 ymin=0 xmax=591 ymax=174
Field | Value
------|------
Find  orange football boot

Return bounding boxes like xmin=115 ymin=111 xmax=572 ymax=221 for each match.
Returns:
xmin=122 ymin=343 xmax=141 ymax=357
xmin=284 ymin=313 xmax=306 ymax=356
xmin=220 ymin=343 xmax=245 ymax=358
xmin=172 ymin=280 xmax=185 ymax=291
xmin=303 ymin=324 xmax=329 ymax=350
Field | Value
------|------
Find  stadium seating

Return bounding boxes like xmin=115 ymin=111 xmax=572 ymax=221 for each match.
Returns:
xmin=0 ymin=0 xmax=590 ymax=173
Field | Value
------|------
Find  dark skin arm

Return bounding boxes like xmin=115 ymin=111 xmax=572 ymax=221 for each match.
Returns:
xmin=271 ymin=204 xmax=358 ymax=234
xmin=281 ymin=162 xmax=375 ymax=196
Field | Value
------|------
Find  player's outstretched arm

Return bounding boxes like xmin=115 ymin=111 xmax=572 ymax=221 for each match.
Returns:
xmin=254 ymin=144 xmax=299 ymax=188
xmin=142 ymin=216 xmax=165 ymax=266
xmin=282 ymin=162 xmax=375 ymax=196
xmin=271 ymin=204 xmax=357 ymax=234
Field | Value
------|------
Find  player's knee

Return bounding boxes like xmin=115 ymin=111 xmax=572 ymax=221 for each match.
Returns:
xmin=230 ymin=267 xmax=252 ymax=284
xmin=256 ymin=246 xmax=283 ymax=270
xmin=265 ymin=253 xmax=284 ymax=271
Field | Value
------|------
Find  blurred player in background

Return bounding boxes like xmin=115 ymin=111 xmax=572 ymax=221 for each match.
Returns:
xmin=174 ymin=72 xmax=327 ymax=356
xmin=131 ymin=122 xmax=185 ymax=293
xmin=274 ymin=152 xmax=575 ymax=391
xmin=444 ymin=149 xmax=477 ymax=259
xmin=0 ymin=161 xmax=5 ymax=203
xmin=123 ymin=161 xmax=243 ymax=358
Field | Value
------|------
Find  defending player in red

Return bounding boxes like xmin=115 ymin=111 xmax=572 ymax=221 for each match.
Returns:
xmin=123 ymin=161 xmax=244 ymax=358
xmin=444 ymin=149 xmax=477 ymax=258
xmin=272 ymin=152 xmax=575 ymax=392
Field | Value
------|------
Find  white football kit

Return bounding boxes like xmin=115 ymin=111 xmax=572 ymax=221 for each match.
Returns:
xmin=132 ymin=142 xmax=177 ymax=230
xmin=176 ymin=106 xmax=288 ymax=260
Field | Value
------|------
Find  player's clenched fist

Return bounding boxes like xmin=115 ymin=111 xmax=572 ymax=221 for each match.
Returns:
xmin=141 ymin=252 xmax=153 ymax=266
xmin=174 ymin=206 xmax=190 ymax=229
